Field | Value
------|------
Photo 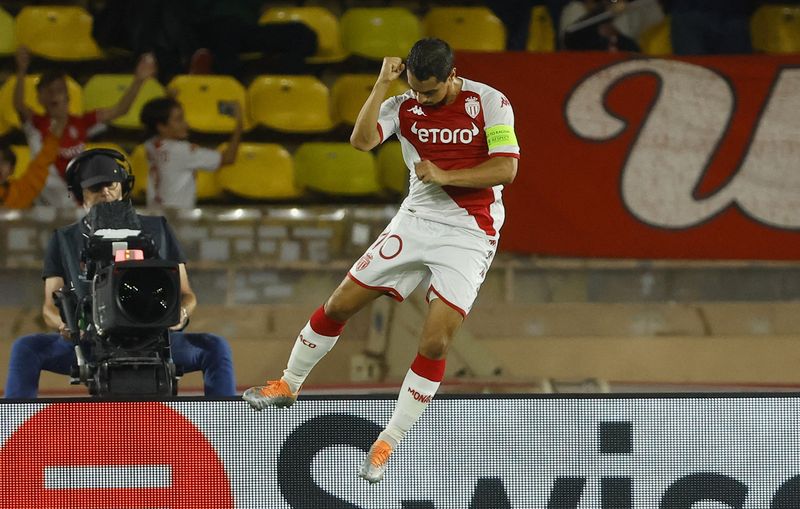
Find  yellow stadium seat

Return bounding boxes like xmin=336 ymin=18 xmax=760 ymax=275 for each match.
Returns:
xmin=639 ymin=16 xmax=672 ymax=55
xmin=0 ymin=8 xmax=15 ymax=55
xmin=83 ymin=75 xmax=165 ymax=130
xmin=527 ymin=5 xmax=556 ymax=52
xmin=167 ymin=75 xmax=248 ymax=134
xmin=127 ymin=144 xmax=149 ymax=199
xmin=10 ymin=145 xmax=31 ymax=180
xmin=294 ymin=142 xmax=381 ymax=196
xmin=216 ymin=143 xmax=301 ymax=200
xmin=15 ymin=6 xmax=102 ymax=60
xmin=751 ymin=5 xmax=800 ymax=53
xmin=331 ymin=74 xmax=409 ymax=126
xmin=341 ymin=7 xmax=422 ymax=60
xmin=248 ymin=75 xmax=334 ymax=133
xmin=377 ymin=141 xmax=408 ymax=195
xmin=196 ymin=171 xmax=223 ymax=201
xmin=0 ymin=75 xmax=83 ymax=129
xmin=259 ymin=6 xmax=348 ymax=63
xmin=423 ymin=7 xmax=506 ymax=51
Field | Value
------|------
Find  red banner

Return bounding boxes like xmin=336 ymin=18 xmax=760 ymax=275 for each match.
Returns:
xmin=457 ymin=51 xmax=800 ymax=260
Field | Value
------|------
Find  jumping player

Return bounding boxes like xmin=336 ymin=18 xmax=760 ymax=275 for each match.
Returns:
xmin=243 ymin=38 xmax=520 ymax=483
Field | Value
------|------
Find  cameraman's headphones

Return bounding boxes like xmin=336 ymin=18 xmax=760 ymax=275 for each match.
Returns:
xmin=65 ymin=148 xmax=135 ymax=205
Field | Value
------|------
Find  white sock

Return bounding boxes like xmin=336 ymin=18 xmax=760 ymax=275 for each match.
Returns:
xmin=282 ymin=321 xmax=339 ymax=392
xmin=381 ymin=368 xmax=441 ymax=447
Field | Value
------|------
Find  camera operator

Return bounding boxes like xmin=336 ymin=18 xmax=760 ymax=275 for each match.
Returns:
xmin=4 ymin=149 xmax=236 ymax=398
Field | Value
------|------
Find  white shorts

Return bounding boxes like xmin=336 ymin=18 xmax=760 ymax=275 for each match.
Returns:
xmin=347 ymin=211 xmax=498 ymax=316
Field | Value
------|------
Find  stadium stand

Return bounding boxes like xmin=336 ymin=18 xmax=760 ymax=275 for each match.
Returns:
xmin=751 ymin=4 xmax=800 ymax=53
xmin=217 ymin=142 xmax=301 ymax=200
xmin=196 ymin=170 xmax=224 ymax=201
xmin=423 ymin=6 xmax=506 ymax=51
xmin=259 ymin=6 xmax=348 ymax=64
xmin=377 ymin=141 xmax=408 ymax=196
xmin=14 ymin=6 xmax=102 ymax=60
xmin=82 ymin=74 xmax=166 ymax=130
xmin=126 ymin=144 xmax=149 ymax=200
xmin=166 ymin=75 xmax=248 ymax=134
xmin=331 ymin=73 xmax=409 ymax=126
xmin=639 ymin=15 xmax=673 ymax=55
xmin=247 ymin=75 xmax=335 ymax=133
xmin=295 ymin=142 xmax=381 ymax=196
xmin=0 ymin=7 xmax=15 ymax=56
xmin=527 ymin=5 xmax=557 ymax=52
xmin=340 ymin=7 xmax=422 ymax=60
xmin=9 ymin=145 xmax=30 ymax=180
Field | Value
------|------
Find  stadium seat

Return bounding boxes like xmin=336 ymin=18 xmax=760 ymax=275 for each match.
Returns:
xmin=127 ymin=144 xmax=149 ymax=199
xmin=167 ymin=75 xmax=248 ymax=134
xmin=331 ymin=74 xmax=409 ymax=126
xmin=247 ymin=75 xmax=334 ymax=133
xmin=751 ymin=5 xmax=800 ymax=53
xmin=9 ymin=145 xmax=31 ymax=180
xmin=423 ymin=7 xmax=506 ymax=51
xmin=639 ymin=16 xmax=672 ymax=55
xmin=341 ymin=7 xmax=422 ymax=60
xmin=259 ymin=6 xmax=348 ymax=63
xmin=83 ymin=75 xmax=166 ymax=130
xmin=526 ymin=6 xmax=556 ymax=52
xmin=196 ymin=171 xmax=223 ymax=201
xmin=294 ymin=143 xmax=381 ymax=196
xmin=0 ymin=8 xmax=15 ymax=55
xmin=216 ymin=143 xmax=301 ymax=200
xmin=15 ymin=6 xmax=103 ymax=60
xmin=0 ymin=75 xmax=83 ymax=129
xmin=377 ymin=141 xmax=408 ymax=195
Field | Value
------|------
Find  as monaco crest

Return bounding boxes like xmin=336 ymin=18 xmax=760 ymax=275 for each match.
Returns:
xmin=465 ymin=96 xmax=481 ymax=119
xmin=355 ymin=253 xmax=373 ymax=271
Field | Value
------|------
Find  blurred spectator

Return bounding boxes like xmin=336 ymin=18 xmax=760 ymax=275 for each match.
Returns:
xmin=662 ymin=0 xmax=755 ymax=55
xmin=13 ymin=46 xmax=157 ymax=207
xmin=0 ymin=119 xmax=64 ymax=208
xmin=487 ymin=0 xmax=567 ymax=50
xmin=91 ymin=0 xmax=318 ymax=83
xmin=561 ymin=0 xmax=663 ymax=51
xmin=139 ymin=97 xmax=242 ymax=209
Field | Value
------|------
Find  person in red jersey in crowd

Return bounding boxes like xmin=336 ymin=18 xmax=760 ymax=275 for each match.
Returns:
xmin=244 ymin=38 xmax=520 ymax=483
xmin=12 ymin=46 xmax=157 ymax=207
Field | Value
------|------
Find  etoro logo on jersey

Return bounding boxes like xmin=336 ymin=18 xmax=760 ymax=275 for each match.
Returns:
xmin=410 ymin=121 xmax=480 ymax=144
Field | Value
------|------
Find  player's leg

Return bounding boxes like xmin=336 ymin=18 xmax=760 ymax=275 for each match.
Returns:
xmin=5 ymin=333 xmax=74 ymax=398
xmin=360 ymin=298 xmax=463 ymax=483
xmin=243 ymin=277 xmax=382 ymax=409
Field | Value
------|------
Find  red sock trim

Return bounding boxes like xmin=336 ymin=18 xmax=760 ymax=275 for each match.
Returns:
xmin=309 ymin=305 xmax=346 ymax=337
xmin=410 ymin=353 xmax=446 ymax=382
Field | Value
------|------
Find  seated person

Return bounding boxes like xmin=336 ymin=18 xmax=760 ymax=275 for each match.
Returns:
xmin=4 ymin=149 xmax=236 ymax=397
xmin=0 ymin=118 xmax=65 ymax=208
xmin=140 ymin=97 xmax=242 ymax=209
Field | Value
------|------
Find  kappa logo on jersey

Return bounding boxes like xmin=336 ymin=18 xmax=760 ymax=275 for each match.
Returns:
xmin=410 ymin=122 xmax=480 ymax=144
xmin=465 ymin=96 xmax=481 ymax=118
xmin=407 ymin=105 xmax=426 ymax=116
xmin=500 ymin=96 xmax=510 ymax=108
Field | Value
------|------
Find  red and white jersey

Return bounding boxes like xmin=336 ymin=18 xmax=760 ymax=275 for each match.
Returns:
xmin=24 ymin=111 xmax=106 ymax=179
xmin=377 ymin=77 xmax=520 ymax=237
xmin=144 ymin=137 xmax=222 ymax=209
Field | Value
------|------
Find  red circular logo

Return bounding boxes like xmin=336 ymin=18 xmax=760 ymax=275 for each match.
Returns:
xmin=0 ymin=402 xmax=233 ymax=508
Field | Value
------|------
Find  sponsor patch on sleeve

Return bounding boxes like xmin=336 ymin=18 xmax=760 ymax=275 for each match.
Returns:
xmin=485 ymin=125 xmax=517 ymax=150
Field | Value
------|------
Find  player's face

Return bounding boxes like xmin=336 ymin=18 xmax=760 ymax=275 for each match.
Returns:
xmin=82 ymin=181 xmax=122 ymax=209
xmin=160 ymin=106 xmax=190 ymax=140
xmin=37 ymin=79 xmax=69 ymax=118
xmin=408 ymin=69 xmax=455 ymax=107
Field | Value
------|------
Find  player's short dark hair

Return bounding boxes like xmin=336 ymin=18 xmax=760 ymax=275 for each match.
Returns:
xmin=36 ymin=69 xmax=68 ymax=91
xmin=0 ymin=144 xmax=16 ymax=170
xmin=140 ymin=97 xmax=181 ymax=137
xmin=406 ymin=38 xmax=454 ymax=82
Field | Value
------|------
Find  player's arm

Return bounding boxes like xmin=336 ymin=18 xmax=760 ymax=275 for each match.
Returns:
xmin=415 ymin=156 xmax=518 ymax=188
xmin=96 ymin=53 xmax=156 ymax=123
xmin=351 ymin=57 xmax=405 ymax=151
xmin=13 ymin=46 xmax=33 ymax=124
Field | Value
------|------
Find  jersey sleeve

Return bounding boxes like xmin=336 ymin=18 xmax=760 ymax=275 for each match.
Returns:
xmin=183 ymin=143 xmax=223 ymax=171
xmin=376 ymin=95 xmax=404 ymax=144
xmin=482 ymin=89 xmax=520 ymax=158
